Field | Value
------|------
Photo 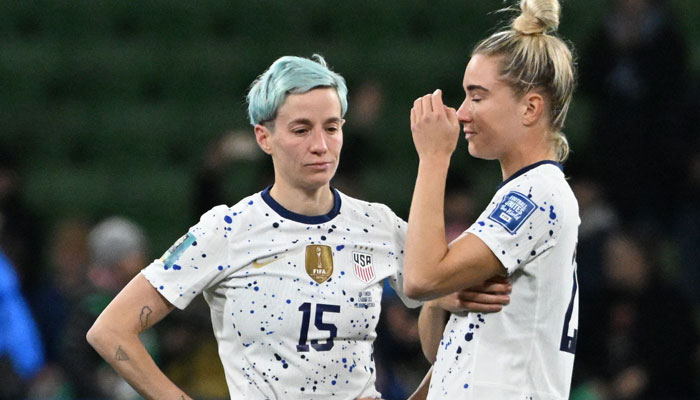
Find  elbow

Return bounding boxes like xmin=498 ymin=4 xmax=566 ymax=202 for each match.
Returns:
xmin=403 ymin=275 xmax=439 ymax=301
xmin=86 ymin=319 xmax=115 ymax=355
xmin=86 ymin=321 xmax=103 ymax=350
xmin=423 ymin=348 xmax=437 ymax=365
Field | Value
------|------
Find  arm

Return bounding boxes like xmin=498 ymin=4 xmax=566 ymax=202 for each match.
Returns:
xmin=86 ymin=273 xmax=191 ymax=400
xmin=404 ymin=90 xmax=505 ymax=299
xmin=418 ymin=300 xmax=448 ymax=364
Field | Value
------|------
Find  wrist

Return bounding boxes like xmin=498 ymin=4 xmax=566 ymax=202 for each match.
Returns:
xmin=418 ymin=156 xmax=451 ymax=173
xmin=426 ymin=298 xmax=445 ymax=311
xmin=419 ymin=154 xmax=451 ymax=166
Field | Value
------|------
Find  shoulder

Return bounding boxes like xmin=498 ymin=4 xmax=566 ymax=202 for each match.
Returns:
xmin=338 ymin=191 xmax=406 ymax=225
xmin=198 ymin=192 xmax=266 ymax=227
xmin=503 ymin=164 xmax=576 ymax=209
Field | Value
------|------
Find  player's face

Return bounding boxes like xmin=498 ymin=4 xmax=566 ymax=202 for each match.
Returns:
xmin=456 ymin=54 xmax=526 ymax=161
xmin=259 ymin=88 xmax=344 ymax=192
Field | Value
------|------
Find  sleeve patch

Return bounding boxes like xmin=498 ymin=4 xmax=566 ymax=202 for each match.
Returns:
xmin=160 ymin=232 xmax=197 ymax=269
xmin=488 ymin=191 xmax=537 ymax=234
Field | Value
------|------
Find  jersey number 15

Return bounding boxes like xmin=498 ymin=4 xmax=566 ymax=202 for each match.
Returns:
xmin=297 ymin=302 xmax=340 ymax=352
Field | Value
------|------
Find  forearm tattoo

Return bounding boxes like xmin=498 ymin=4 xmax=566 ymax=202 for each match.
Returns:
xmin=139 ymin=306 xmax=153 ymax=330
xmin=115 ymin=345 xmax=130 ymax=361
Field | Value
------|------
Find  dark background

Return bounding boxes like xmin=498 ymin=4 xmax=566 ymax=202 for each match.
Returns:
xmin=1 ymin=1 xmax=699 ymax=399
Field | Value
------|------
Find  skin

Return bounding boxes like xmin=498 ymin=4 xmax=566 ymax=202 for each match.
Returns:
xmin=404 ymin=53 xmax=552 ymax=299
xmin=254 ymin=87 xmax=344 ymax=213
xmin=87 ymin=85 xmax=511 ymax=400
xmin=405 ymin=54 xmax=554 ymax=400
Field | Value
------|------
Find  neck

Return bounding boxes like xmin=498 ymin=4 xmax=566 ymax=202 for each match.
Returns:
xmin=269 ymin=181 xmax=335 ymax=216
xmin=499 ymin=144 xmax=557 ymax=181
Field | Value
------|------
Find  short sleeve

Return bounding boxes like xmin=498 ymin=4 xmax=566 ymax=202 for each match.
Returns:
xmin=142 ymin=205 xmax=231 ymax=309
xmin=467 ymin=186 xmax=562 ymax=275
xmin=382 ymin=207 xmax=422 ymax=309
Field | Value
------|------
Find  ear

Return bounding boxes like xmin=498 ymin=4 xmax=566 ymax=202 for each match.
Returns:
xmin=521 ymin=92 xmax=545 ymax=126
xmin=254 ymin=124 xmax=273 ymax=154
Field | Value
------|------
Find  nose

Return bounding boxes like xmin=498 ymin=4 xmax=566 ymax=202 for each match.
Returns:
xmin=309 ymin=127 xmax=328 ymax=154
xmin=456 ymin=100 xmax=472 ymax=123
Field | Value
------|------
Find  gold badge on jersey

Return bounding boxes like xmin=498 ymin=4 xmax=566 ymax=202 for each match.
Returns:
xmin=305 ymin=245 xmax=333 ymax=284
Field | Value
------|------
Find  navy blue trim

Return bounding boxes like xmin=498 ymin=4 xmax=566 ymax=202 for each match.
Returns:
xmin=497 ymin=160 xmax=563 ymax=191
xmin=261 ymin=185 xmax=341 ymax=224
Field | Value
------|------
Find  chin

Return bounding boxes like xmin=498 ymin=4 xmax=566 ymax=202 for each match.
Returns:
xmin=303 ymin=175 xmax=335 ymax=191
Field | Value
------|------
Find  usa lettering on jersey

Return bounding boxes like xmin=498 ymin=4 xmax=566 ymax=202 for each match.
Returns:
xmin=352 ymin=251 xmax=375 ymax=283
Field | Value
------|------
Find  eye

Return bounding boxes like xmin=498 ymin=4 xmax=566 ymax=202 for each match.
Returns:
xmin=326 ymin=125 xmax=340 ymax=134
xmin=292 ymin=128 xmax=309 ymax=135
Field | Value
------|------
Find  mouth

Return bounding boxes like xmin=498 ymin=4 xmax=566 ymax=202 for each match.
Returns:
xmin=306 ymin=162 xmax=333 ymax=170
xmin=464 ymin=129 xmax=476 ymax=140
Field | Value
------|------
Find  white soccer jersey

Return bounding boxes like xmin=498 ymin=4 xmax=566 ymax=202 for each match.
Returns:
xmin=142 ymin=187 xmax=420 ymax=400
xmin=428 ymin=161 xmax=580 ymax=400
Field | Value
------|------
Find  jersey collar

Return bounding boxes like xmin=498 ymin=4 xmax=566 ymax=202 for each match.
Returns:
xmin=261 ymin=185 xmax=342 ymax=224
xmin=497 ymin=160 xmax=563 ymax=191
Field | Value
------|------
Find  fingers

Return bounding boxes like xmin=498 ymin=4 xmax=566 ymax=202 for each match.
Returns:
xmin=421 ymin=92 xmax=434 ymax=114
xmin=457 ymin=290 xmax=510 ymax=306
xmin=463 ymin=282 xmax=511 ymax=295
xmin=431 ymin=89 xmax=445 ymax=111
xmin=413 ymin=89 xmax=447 ymax=119
xmin=466 ymin=276 xmax=512 ymax=294
xmin=445 ymin=106 xmax=458 ymax=126
xmin=410 ymin=106 xmax=416 ymax=128
xmin=485 ymin=275 xmax=511 ymax=284
xmin=460 ymin=301 xmax=504 ymax=313
xmin=413 ymin=96 xmax=423 ymax=119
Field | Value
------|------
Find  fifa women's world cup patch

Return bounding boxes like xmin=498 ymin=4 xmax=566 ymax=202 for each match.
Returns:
xmin=352 ymin=251 xmax=375 ymax=283
xmin=305 ymin=245 xmax=334 ymax=283
xmin=488 ymin=191 xmax=537 ymax=234
xmin=160 ymin=232 xmax=197 ymax=270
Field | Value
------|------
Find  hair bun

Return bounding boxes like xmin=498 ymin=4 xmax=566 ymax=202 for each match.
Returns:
xmin=512 ymin=0 xmax=560 ymax=35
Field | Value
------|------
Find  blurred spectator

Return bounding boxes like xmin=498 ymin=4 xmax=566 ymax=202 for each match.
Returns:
xmin=576 ymin=0 xmax=692 ymax=230
xmin=193 ymin=129 xmax=264 ymax=217
xmin=444 ymin=172 xmax=477 ymax=242
xmin=158 ymin=298 xmax=229 ymax=399
xmin=25 ymin=218 xmax=91 ymax=399
xmin=571 ymin=177 xmax=620 ymax=299
xmin=59 ymin=216 xmax=152 ymax=399
xmin=673 ymin=130 xmax=700 ymax=310
xmin=0 ymin=148 xmax=43 ymax=294
xmin=574 ymin=230 xmax=699 ymax=399
xmin=0 ymin=248 xmax=45 ymax=400
xmin=336 ymin=80 xmax=386 ymax=180
xmin=31 ymin=218 xmax=91 ymax=363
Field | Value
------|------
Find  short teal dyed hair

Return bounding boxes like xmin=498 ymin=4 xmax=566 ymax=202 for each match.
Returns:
xmin=246 ymin=54 xmax=348 ymax=126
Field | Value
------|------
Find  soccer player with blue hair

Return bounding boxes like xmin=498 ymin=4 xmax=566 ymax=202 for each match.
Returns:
xmin=87 ymin=54 xmax=509 ymax=400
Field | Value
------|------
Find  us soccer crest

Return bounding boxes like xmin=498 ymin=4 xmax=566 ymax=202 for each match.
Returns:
xmin=352 ymin=251 xmax=375 ymax=283
xmin=305 ymin=245 xmax=333 ymax=283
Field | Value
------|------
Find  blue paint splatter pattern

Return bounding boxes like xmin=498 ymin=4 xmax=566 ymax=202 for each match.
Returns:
xmin=142 ymin=188 xmax=420 ymax=399
xmin=427 ymin=161 xmax=580 ymax=399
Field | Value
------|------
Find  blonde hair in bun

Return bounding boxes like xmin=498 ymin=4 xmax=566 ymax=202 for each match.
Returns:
xmin=474 ymin=0 xmax=574 ymax=162
xmin=513 ymin=0 xmax=560 ymax=35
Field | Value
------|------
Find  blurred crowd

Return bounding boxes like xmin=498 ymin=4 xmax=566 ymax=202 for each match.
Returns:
xmin=1 ymin=0 xmax=699 ymax=399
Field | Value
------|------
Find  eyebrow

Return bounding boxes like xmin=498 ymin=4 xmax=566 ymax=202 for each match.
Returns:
xmin=288 ymin=117 xmax=342 ymax=126
xmin=466 ymin=84 xmax=489 ymax=93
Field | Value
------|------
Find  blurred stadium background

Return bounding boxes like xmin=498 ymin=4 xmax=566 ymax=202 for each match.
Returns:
xmin=1 ymin=1 xmax=699 ymax=399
